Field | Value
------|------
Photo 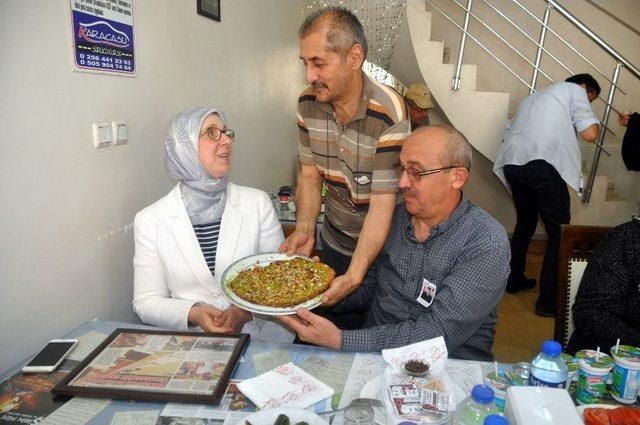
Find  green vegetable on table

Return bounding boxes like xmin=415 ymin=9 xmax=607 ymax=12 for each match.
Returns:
xmin=274 ymin=413 xmax=290 ymax=425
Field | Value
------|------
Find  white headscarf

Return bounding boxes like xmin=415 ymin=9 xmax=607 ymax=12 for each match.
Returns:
xmin=164 ymin=107 xmax=229 ymax=225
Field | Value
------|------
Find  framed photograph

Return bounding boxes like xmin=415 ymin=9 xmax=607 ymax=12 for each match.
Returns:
xmin=197 ymin=0 xmax=221 ymax=22
xmin=52 ymin=329 xmax=248 ymax=405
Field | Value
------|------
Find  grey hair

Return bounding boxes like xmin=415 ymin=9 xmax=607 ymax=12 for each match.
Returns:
xmin=432 ymin=124 xmax=473 ymax=171
xmin=298 ymin=6 xmax=368 ymax=61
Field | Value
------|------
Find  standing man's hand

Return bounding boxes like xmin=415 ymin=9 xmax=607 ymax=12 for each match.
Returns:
xmin=279 ymin=309 xmax=341 ymax=349
xmin=322 ymin=274 xmax=360 ymax=306
xmin=280 ymin=162 xmax=322 ymax=257
xmin=279 ymin=228 xmax=315 ymax=257
xmin=320 ymin=192 xmax=397 ymax=306
xmin=619 ymin=111 xmax=632 ymax=127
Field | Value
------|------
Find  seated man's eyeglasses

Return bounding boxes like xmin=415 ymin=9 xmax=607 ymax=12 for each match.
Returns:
xmin=393 ymin=162 xmax=461 ymax=182
xmin=200 ymin=126 xmax=235 ymax=142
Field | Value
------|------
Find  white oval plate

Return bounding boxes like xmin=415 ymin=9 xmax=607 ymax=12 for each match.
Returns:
xmin=361 ymin=375 xmax=383 ymax=400
xmin=221 ymin=253 xmax=324 ymax=316
xmin=360 ymin=375 xmax=387 ymax=425
xmin=237 ymin=407 xmax=329 ymax=425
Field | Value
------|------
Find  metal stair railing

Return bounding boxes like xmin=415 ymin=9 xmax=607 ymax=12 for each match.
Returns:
xmin=423 ymin=0 xmax=640 ymax=203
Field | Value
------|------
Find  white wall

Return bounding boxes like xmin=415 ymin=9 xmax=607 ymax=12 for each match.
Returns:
xmin=0 ymin=0 xmax=305 ymax=373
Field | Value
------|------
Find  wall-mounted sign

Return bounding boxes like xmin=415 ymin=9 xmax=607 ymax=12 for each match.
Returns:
xmin=69 ymin=0 xmax=135 ymax=76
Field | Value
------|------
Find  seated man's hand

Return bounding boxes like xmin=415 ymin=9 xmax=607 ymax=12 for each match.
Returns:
xmin=279 ymin=229 xmax=315 ymax=257
xmin=279 ymin=309 xmax=341 ymax=350
xmin=321 ymin=273 xmax=360 ymax=306
xmin=217 ymin=306 xmax=252 ymax=333
xmin=188 ymin=304 xmax=232 ymax=333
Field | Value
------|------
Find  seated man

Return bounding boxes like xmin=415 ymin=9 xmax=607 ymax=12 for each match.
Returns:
xmin=567 ymin=218 xmax=640 ymax=355
xmin=281 ymin=125 xmax=510 ymax=361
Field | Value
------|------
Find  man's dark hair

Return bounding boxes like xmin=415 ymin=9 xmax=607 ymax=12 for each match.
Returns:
xmin=298 ymin=6 xmax=368 ymax=61
xmin=565 ymin=73 xmax=601 ymax=97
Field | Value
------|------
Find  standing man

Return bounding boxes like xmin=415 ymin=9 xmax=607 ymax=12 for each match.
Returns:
xmin=404 ymin=83 xmax=434 ymax=129
xmin=493 ymin=74 xmax=601 ymax=317
xmin=281 ymin=7 xmax=410 ymax=309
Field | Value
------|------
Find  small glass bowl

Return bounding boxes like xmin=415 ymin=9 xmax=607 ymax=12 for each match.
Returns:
xmin=402 ymin=360 xmax=430 ymax=377
xmin=344 ymin=404 xmax=375 ymax=425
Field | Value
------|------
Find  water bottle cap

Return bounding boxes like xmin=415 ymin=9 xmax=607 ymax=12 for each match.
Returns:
xmin=541 ymin=340 xmax=562 ymax=356
xmin=484 ymin=415 xmax=509 ymax=425
xmin=471 ymin=384 xmax=495 ymax=404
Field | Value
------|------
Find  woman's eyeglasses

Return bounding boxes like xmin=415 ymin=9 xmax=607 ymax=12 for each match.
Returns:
xmin=199 ymin=126 xmax=235 ymax=142
xmin=393 ymin=163 xmax=461 ymax=182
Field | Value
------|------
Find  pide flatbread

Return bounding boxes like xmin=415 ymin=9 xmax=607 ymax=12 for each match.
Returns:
xmin=227 ymin=258 xmax=335 ymax=307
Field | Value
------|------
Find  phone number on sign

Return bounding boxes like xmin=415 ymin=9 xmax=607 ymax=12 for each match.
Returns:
xmin=79 ymin=54 xmax=132 ymax=70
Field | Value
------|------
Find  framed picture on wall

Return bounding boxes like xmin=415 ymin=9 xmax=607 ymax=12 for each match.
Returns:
xmin=197 ymin=0 xmax=221 ymax=22
xmin=52 ymin=328 xmax=248 ymax=405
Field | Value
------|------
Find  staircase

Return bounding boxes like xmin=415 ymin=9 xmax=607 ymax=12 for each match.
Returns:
xmin=404 ymin=0 xmax=638 ymax=227
xmin=407 ymin=0 xmax=509 ymax=163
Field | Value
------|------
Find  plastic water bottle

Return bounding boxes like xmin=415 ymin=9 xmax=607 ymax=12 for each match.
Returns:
xmin=454 ymin=384 xmax=499 ymax=425
xmin=529 ymin=340 xmax=568 ymax=388
xmin=484 ymin=415 xmax=509 ymax=425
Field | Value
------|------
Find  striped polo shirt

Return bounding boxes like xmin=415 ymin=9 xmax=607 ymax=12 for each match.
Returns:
xmin=297 ymin=73 xmax=410 ymax=255
xmin=193 ymin=220 xmax=221 ymax=275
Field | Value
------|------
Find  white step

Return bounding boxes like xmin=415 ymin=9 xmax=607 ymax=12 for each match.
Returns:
xmin=407 ymin=0 xmax=509 ymax=162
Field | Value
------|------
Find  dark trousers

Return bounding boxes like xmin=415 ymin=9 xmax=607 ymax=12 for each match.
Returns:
xmin=320 ymin=233 xmax=351 ymax=276
xmin=316 ymin=234 xmax=366 ymax=330
xmin=504 ymin=160 xmax=570 ymax=308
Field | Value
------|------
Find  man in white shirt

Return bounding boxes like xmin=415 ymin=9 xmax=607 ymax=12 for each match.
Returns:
xmin=493 ymin=74 xmax=600 ymax=317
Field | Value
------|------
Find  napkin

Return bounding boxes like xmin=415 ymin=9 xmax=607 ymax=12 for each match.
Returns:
xmin=237 ymin=362 xmax=334 ymax=409
xmin=382 ymin=336 xmax=448 ymax=375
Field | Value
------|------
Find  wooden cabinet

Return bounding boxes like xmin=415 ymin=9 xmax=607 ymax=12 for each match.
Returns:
xmin=282 ymin=223 xmax=296 ymax=239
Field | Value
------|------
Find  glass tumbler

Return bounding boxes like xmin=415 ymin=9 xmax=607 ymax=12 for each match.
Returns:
xmin=344 ymin=404 xmax=375 ymax=425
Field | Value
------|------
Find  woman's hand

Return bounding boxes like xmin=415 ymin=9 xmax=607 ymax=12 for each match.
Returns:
xmin=188 ymin=304 xmax=232 ymax=333
xmin=217 ymin=306 xmax=252 ymax=333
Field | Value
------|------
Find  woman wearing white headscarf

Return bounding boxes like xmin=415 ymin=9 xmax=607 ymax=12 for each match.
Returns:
xmin=133 ymin=107 xmax=292 ymax=341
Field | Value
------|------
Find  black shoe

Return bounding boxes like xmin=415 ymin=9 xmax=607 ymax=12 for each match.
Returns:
xmin=535 ymin=300 xmax=556 ymax=317
xmin=506 ymin=277 xmax=537 ymax=294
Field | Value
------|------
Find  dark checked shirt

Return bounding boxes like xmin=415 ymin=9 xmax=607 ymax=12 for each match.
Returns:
xmin=335 ymin=197 xmax=510 ymax=361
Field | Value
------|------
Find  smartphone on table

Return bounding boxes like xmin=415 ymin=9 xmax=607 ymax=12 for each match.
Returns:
xmin=22 ymin=339 xmax=79 ymax=373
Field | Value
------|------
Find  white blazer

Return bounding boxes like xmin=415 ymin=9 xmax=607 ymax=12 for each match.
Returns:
xmin=133 ymin=183 xmax=292 ymax=341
